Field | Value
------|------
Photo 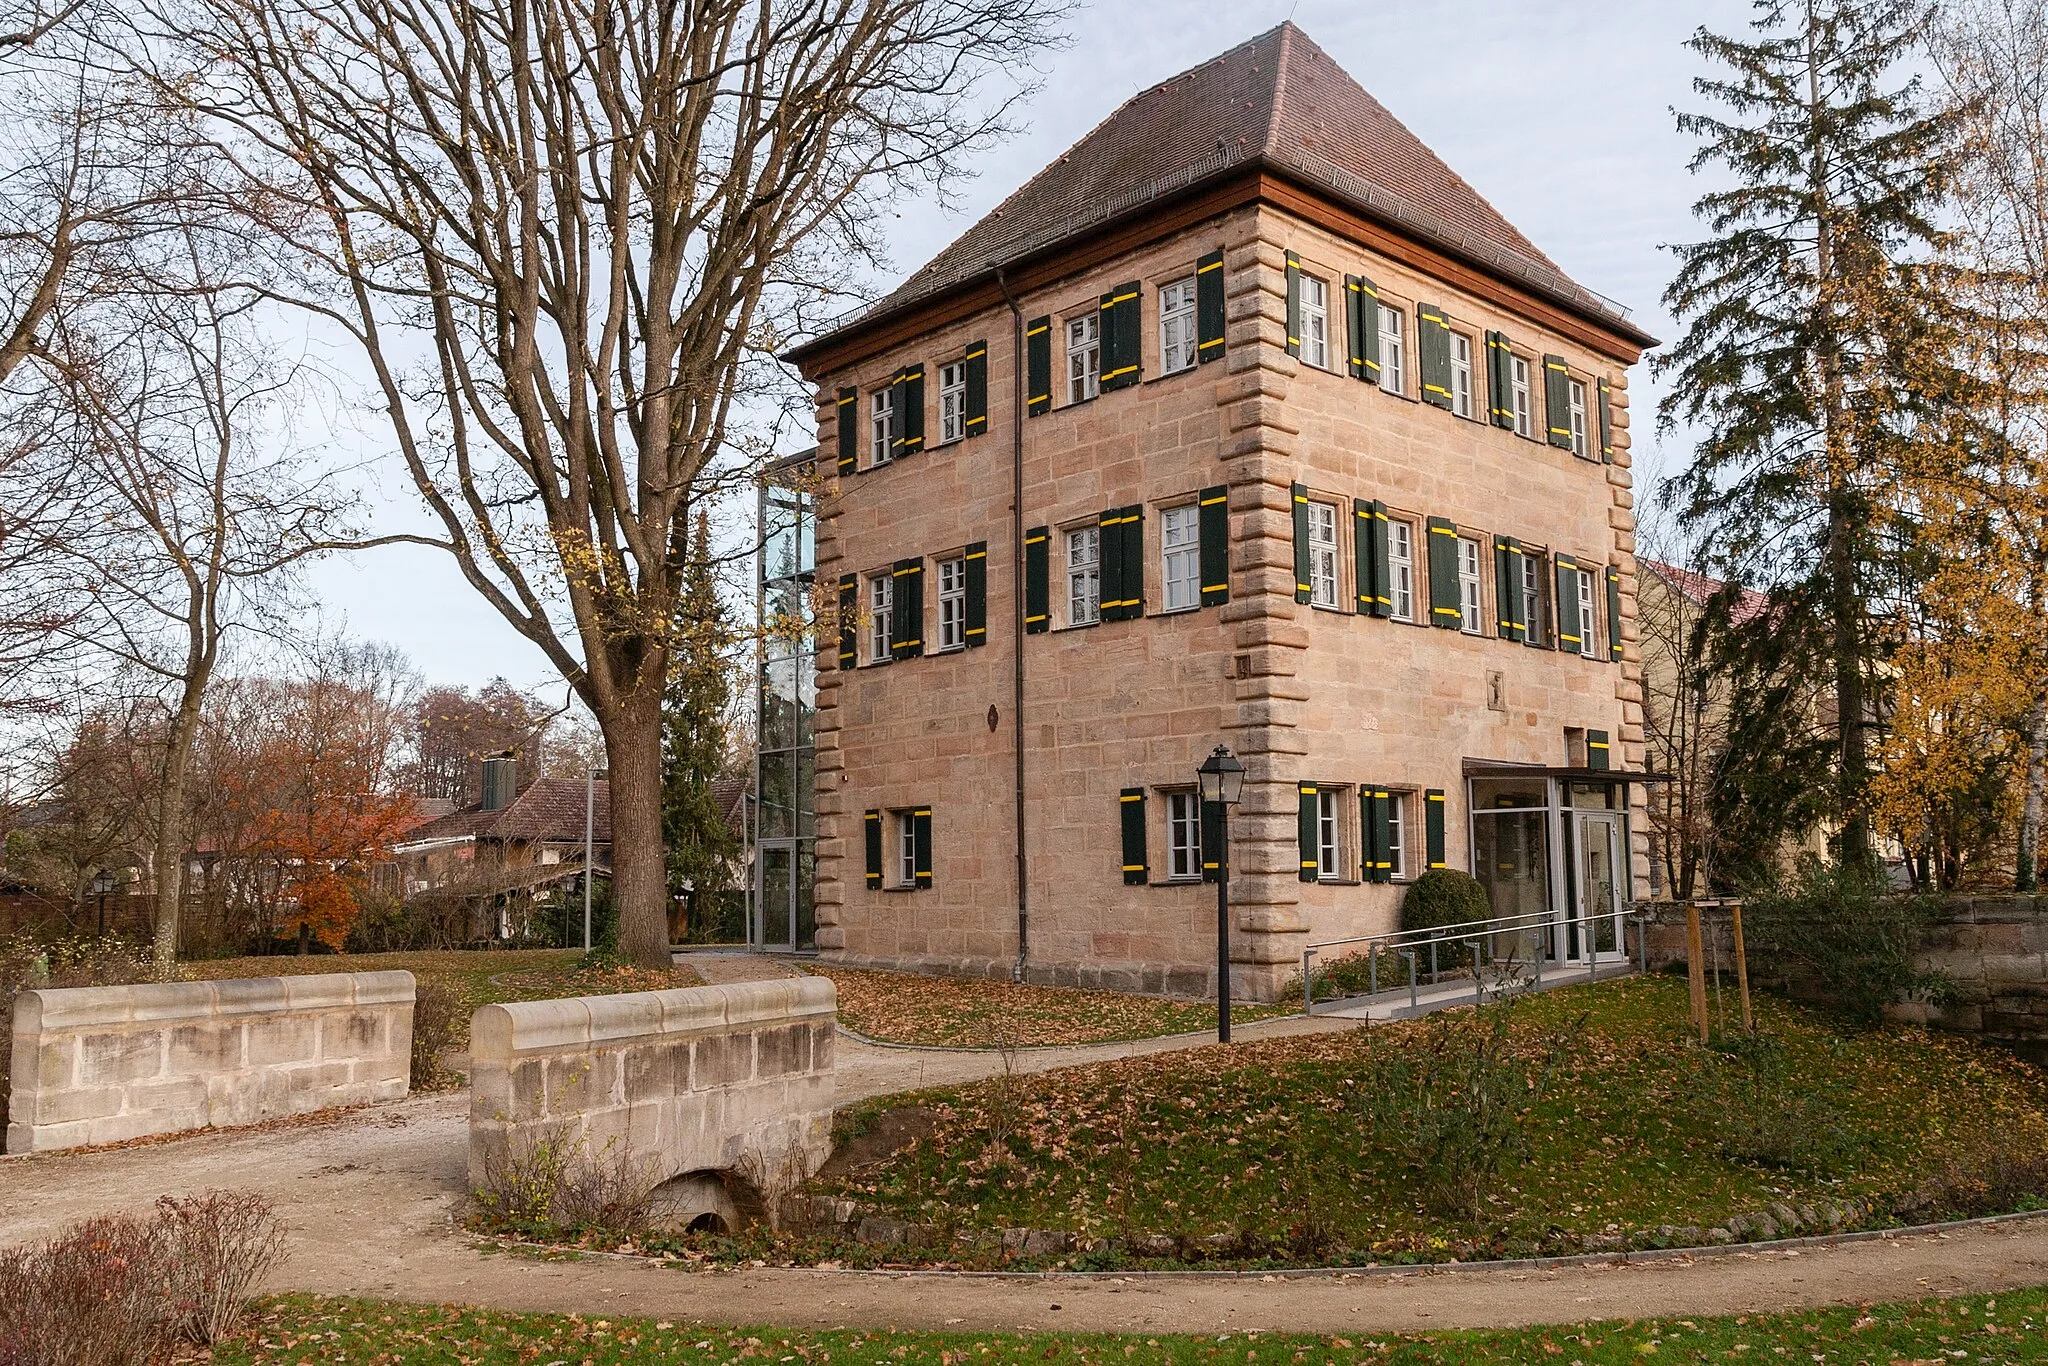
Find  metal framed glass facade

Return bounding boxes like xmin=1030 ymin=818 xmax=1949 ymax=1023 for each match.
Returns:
xmin=1467 ymin=771 xmax=1632 ymax=967
xmin=753 ymin=467 xmax=816 ymax=951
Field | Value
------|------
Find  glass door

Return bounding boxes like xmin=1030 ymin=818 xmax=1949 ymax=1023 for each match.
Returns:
xmin=1571 ymin=812 xmax=1621 ymax=961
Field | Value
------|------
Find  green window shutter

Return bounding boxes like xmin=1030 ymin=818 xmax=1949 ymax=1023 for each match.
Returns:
xmin=1344 ymin=276 xmax=1367 ymax=380
xmin=1025 ymin=317 xmax=1052 ymax=416
xmin=1355 ymin=275 xmax=1381 ymax=385
xmin=898 ymin=365 xmax=925 ymax=454
xmin=1363 ymin=787 xmax=1392 ymax=883
xmin=1606 ymin=564 xmax=1624 ymax=663
xmin=837 ymin=573 xmax=858 ymax=670
xmin=1542 ymin=354 xmax=1572 ymax=450
xmin=1196 ymin=250 xmax=1226 ymax=362
xmin=1525 ymin=548 xmax=1552 ymax=650
xmin=1486 ymin=331 xmax=1516 ymax=429
xmin=1587 ymin=730 xmax=1611 ymax=772
xmin=1023 ymin=526 xmax=1050 ymax=634
xmin=1097 ymin=507 xmax=1124 ymax=622
xmin=1284 ymin=251 xmax=1302 ymax=358
xmin=1201 ymin=799 xmax=1224 ymax=884
xmin=1292 ymin=484 xmax=1312 ymax=605
xmin=1298 ymin=783 xmax=1319 ymax=882
xmin=964 ymin=541 xmax=988 ymax=647
xmin=891 ymin=558 xmax=923 ymax=659
xmin=1424 ymin=790 xmax=1447 ymax=869
xmin=1353 ymin=500 xmax=1375 ymax=612
xmin=1494 ymin=536 xmax=1524 ymax=643
xmin=864 ymin=810 xmax=882 ymax=888
xmin=1555 ymin=554 xmax=1582 ymax=653
xmin=1100 ymin=281 xmax=1141 ymax=390
xmin=1418 ymin=303 xmax=1453 ymax=409
xmin=1119 ymin=788 xmax=1148 ymax=885
xmin=1199 ymin=485 xmax=1230 ymax=607
xmin=913 ymin=806 xmax=933 ymax=888
xmin=1365 ymin=500 xmax=1391 ymax=617
xmin=1426 ymin=516 xmax=1462 ymax=629
xmin=964 ymin=340 xmax=989 ymax=438
xmin=1120 ymin=505 xmax=1144 ymax=619
xmin=835 ymin=387 xmax=858 ymax=474
xmin=1597 ymin=376 xmax=1614 ymax=462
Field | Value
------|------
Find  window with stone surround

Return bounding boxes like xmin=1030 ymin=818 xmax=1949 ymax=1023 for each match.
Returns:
xmin=1575 ymin=566 xmax=1599 ymax=659
xmin=1299 ymin=274 xmax=1330 ymax=370
xmin=1386 ymin=790 xmax=1411 ymax=880
xmin=867 ymin=570 xmax=893 ymax=662
xmin=1511 ymin=355 xmax=1534 ymax=439
xmin=1159 ymin=277 xmax=1197 ymax=374
xmin=1316 ymin=785 xmax=1348 ymax=880
xmin=869 ymin=386 xmax=894 ymax=466
xmin=938 ymin=361 xmax=966 ymax=444
xmin=893 ymin=809 xmax=917 ymax=888
xmin=1458 ymin=534 xmax=1484 ymax=635
xmin=1307 ymin=500 xmax=1340 ymax=608
xmin=1522 ymin=545 xmax=1550 ymax=646
xmin=1378 ymin=305 xmax=1405 ymax=396
xmin=936 ymin=554 xmax=966 ymax=651
xmin=1067 ymin=313 xmax=1099 ymax=405
xmin=1568 ymin=378 xmax=1589 ymax=459
xmin=1388 ymin=517 xmax=1416 ymax=622
xmin=1066 ymin=524 xmax=1101 ymax=626
xmin=1450 ymin=332 xmax=1474 ymax=418
xmin=1160 ymin=504 xmax=1200 ymax=612
xmin=1165 ymin=790 xmax=1202 ymax=881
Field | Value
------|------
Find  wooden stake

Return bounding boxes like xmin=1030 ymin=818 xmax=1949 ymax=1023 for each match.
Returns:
xmin=1685 ymin=902 xmax=1709 ymax=1044
xmin=1730 ymin=900 xmax=1753 ymax=1035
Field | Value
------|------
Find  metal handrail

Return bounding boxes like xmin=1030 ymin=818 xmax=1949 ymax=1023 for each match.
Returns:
xmin=1301 ymin=908 xmax=1650 ymax=1016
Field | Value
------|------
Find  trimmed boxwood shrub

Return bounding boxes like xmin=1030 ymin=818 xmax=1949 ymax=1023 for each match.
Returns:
xmin=1400 ymin=868 xmax=1491 ymax=934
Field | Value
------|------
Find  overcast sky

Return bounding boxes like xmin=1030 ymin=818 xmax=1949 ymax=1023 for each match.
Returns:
xmin=306 ymin=0 xmax=1757 ymax=696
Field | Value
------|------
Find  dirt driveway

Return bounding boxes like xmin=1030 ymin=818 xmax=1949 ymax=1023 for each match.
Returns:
xmin=5 ymin=1016 xmax=2047 ymax=1334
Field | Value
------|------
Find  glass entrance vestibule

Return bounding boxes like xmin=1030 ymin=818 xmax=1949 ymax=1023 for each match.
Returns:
xmin=1467 ymin=765 xmax=1636 ymax=968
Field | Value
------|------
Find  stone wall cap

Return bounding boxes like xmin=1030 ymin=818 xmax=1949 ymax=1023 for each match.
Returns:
xmin=476 ymin=977 xmax=837 ymax=1058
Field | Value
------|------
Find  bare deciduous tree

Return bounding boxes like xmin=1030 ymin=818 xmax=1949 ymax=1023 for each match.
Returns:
xmin=142 ymin=0 xmax=1069 ymax=963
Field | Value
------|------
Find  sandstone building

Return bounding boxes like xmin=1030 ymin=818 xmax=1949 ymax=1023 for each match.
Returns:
xmin=785 ymin=24 xmax=1659 ymax=1000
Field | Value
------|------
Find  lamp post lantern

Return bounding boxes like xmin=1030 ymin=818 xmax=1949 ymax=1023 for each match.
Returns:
xmin=1196 ymin=745 xmax=1245 ymax=1043
xmin=91 ymin=869 xmax=115 ymax=938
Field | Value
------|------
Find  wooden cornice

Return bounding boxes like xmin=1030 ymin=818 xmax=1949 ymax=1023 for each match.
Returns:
xmin=789 ymin=165 xmax=1652 ymax=380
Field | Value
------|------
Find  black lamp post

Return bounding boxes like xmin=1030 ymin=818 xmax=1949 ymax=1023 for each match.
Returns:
xmin=91 ymin=869 xmax=114 ymax=938
xmin=1197 ymin=745 xmax=1245 ymax=1043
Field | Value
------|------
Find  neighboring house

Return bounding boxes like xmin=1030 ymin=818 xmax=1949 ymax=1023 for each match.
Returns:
xmin=785 ymin=23 xmax=1657 ymax=1000
xmin=394 ymin=754 xmax=611 ymax=941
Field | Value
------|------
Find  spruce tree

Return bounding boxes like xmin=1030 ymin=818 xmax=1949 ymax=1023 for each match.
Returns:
xmin=1659 ymin=0 xmax=1956 ymax=869
xmin=660 ymin=508 xmax=740 ymax=935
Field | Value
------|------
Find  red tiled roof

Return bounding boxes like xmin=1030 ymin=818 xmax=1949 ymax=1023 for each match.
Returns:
xmin=405 ymin=777 xmax=611 ymax=846
xmin=1640 ymin=559 xmax=1770 ymax=626
xmin=797 ymin=22 xmax=1651 ymax=361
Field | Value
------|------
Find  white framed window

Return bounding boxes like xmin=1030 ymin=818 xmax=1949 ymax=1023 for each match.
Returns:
xmin=937 ymin=555 xmax=966 ymax=651
xmin=1299 ymin=275 xmax=1330 ymax=370
xmin=1307 ymin=500 xmax=1340 ymax=608
xmin=939 ymin=362 xmax=966 ymax=444
xmin=867 ymin=572 xmax=893 ymax=662
xmin=1576 ymin=568 xmax=1599 ymax=659
xmin=1066 ymin=525 xmax=1101 ymax=626
xmin=869 ymin=387 xmax=894 ymax=466
xmin=1160 ymin=277 xmax=1197 ymax=374
xmin=1458 ymin=535 xmax=1484 ymax=635
xmin=1568 ymin=378 xmax=1589 ymax=458
xmin=1522 ymin=549 xmax=1546 ymax=645
xmin=1450 ymin=333 xmax=1473 ymax=418
xmin=1317 ymin=787 xmax=1344 ymax=880
xmin=1511 ymin=356 xmax=1533 ymax=438
xmin=1067 ymin=314 xmax=1099 ymax=404
xmin=1167 ymin=791 xmax=1202 ymax=881
xmin=1378 ymin=306 xmax=1405 ymax=396
xmin=1387 ymin=792 xmax=1409 ymax=880
xmin=1161 ymin=504 xmax=1200 ymax=612
xmin=1388 ymin=519 xmax=1416 ymax=622
xmin=895 ymin=810 xmax=917 ymax=888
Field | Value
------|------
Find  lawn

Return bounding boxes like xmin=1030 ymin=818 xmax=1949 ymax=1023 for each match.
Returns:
xmin=192 ymin=949 xmax=700 ymax=1047
xmin=211 ymin=1289 xmax=2048 ymax=1365
xmin=704 ymin=973 xmax=2048 ymax=1268
xmin=809 ymin=965 xmax=1293 ymax=1047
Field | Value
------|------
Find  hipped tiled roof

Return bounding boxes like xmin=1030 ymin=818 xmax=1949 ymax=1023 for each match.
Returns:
xmin=406 ymin=777 xmax=611 ymax=846
xmin=796 ymin=22 xmax=1651 ymax=361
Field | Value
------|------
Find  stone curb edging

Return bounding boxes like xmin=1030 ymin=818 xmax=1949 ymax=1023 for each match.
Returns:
xmin=831 ymin=1012 xmax=1328 ymax=1055
xmin=475 ymin=1205 xmax=2048 ymax=1281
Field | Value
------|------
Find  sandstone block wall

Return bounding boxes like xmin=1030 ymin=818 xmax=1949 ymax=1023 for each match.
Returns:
xmin=7 ymin=970 xmax=414 ymax=1153
xmin=467 ymin=977 xmax=836 ymax=1190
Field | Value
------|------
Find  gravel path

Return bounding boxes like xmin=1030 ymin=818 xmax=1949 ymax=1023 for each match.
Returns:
xmin=5 ymin=999 xmax=2046 ymax=1334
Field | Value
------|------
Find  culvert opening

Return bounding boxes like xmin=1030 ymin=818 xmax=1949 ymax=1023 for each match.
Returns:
xmin=649 ymin=1169 xmax=751 ymax=1234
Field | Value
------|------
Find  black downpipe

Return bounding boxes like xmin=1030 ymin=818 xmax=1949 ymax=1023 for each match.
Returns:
xmin=998 ymin=268 xmax=1029 ymax=981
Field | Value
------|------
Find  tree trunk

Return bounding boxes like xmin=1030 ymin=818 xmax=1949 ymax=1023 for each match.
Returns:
xmin=150 ymin=673 xmax=208 ymax=973
xmin=2022 ymin=692 xmax=2048 ymax=892
xmin=1827 ymin=489 xmax=1870 ymax=867
xmin=599 ymin=690 xmax=671 ymax=969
